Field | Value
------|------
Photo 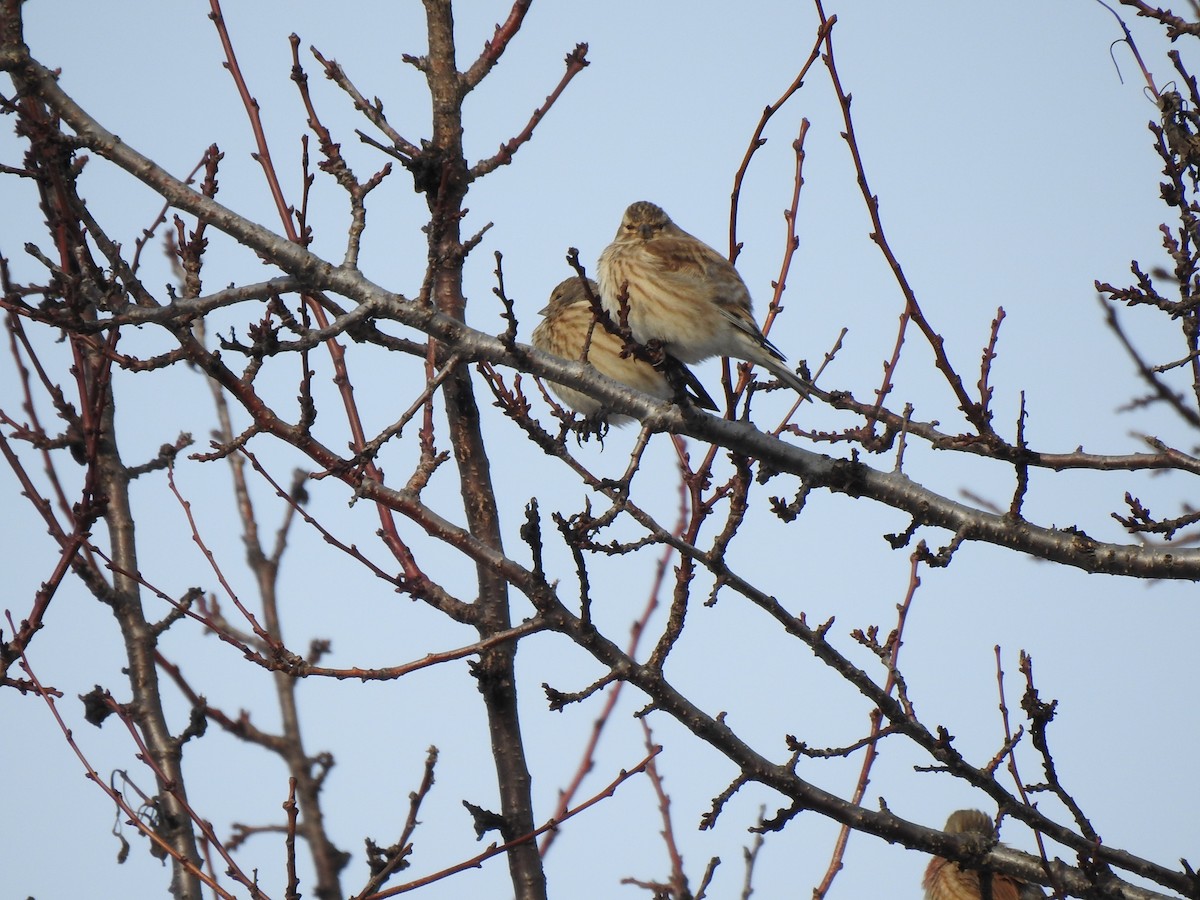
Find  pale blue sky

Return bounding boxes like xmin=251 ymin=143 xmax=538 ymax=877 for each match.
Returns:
xmin=2 ymin=3 xmax=1196 ymax=898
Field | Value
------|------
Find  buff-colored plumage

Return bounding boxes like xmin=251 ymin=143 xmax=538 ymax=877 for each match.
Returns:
xmin=923 ymin=810 xmax=1043 ymax=900
xmin=531 ymin=276 xmax=714 ymax=425
xmin=597 ymin=200 xmax=810 ymax=396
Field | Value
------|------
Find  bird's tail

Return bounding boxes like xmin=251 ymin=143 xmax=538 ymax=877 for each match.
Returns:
xmin=759 ymin=354 xmax=813 ymax=399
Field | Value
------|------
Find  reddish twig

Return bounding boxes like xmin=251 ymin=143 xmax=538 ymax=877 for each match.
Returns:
xmin=365 ymin=747 xmax=661 ymax=899
xmin=740 ymin=809 xmax=766 ymax=900
xmin=729 ymin=16 xmax=833 ymax=263
xmin=641 ymin=720 xmax=686 ymax=896
xmin=166 ymin=463 xmax=279 ymax=650
xmin=351 ymin=747 xmax=440 ymax=900
xmin=461 ymin=0 xmax=534 ymax=91
xmin=812 ymin=552 xmax=921 ymax=897
xmin=469 ymin=43 xmax=589 ymax=180
xmin=994 ymin=647 xmax=1058 ymax=894
xmin=976 ymin=307 xmax=1005 ymax=432
xmin=131 ymin=148 xmax=215 ymax=274
xmin=101 ymin=692 xmax=273 ymax=898
xmin=309 ymin=46 xmax=421 ymax=160
xmin=540 ymin=475 xmax=690 ymax=854
xmin=6 ymin=622 xmax=240 ymax=900
xmin=1102 ymin=1 xmax=1169 ymax=88
xmin=2 ymin=310 xmax=86 ymax=537
xmin=765 ymin=117 xmax=814 ymax=428
xmin=206 ymin=0 xmax=422 ymax=582
xmin=283 ymin=779 xmax=301 ymax=900
xmin=1007 ymin=393 xmax=1029 ymax=520
xmin=814 ymin=0 xmax=989 ymax=436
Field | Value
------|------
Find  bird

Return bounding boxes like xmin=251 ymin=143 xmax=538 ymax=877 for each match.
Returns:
xmin=531 ymin=276 xmax=717 ymax=425
xmin=923 ymin=809 xmax=1044 ymax=900
xmin=596 ymin=200 xmax=811 ymax=396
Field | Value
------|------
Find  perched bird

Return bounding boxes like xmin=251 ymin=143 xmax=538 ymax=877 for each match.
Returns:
xmin=531 ymin=276 xmax=716 ymax=425
xmin=923 ymin=809 xmax=1044 ymax=900
xmin=597 ymin=200 xmax=810 ymax=396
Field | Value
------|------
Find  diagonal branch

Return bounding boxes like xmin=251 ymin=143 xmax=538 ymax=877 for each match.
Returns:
xmin=469 ymin=42 xmax=589 ymax=180
xmin=461 ymin=0 xmax=533 ymax=92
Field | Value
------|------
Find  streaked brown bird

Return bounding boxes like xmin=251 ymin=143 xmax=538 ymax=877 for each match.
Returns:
xmin=597 ymin=200 xmax=810 ymax=396
xmin=531 ymin=276 xmax=716 ymax=425
xmin=923 ymin=809 xmax=1044 ymax=900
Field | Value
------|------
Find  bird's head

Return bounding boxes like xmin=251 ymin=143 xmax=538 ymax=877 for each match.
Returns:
xmin=944 ymin=809 xmax=995 ymax=837
xmin=620 ymin=201 xmax=671 ymax=242
xmin=541 ymin=276 xmax=599 ymax=315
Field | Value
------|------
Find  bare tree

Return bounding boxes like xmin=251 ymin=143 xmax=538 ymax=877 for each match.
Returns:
xmin=2 ymin=2 xmax=1199 ymax=899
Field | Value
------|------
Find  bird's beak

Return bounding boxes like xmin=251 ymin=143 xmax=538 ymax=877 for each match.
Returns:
xmin=638 ymin=224 xmax=654 ymax=240
xmin=537 ymin=304 xmax=552 ymax=315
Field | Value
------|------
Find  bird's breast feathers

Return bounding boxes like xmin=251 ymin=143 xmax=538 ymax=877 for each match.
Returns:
xmin=643 ymin=236 xmax=722 ymax=276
